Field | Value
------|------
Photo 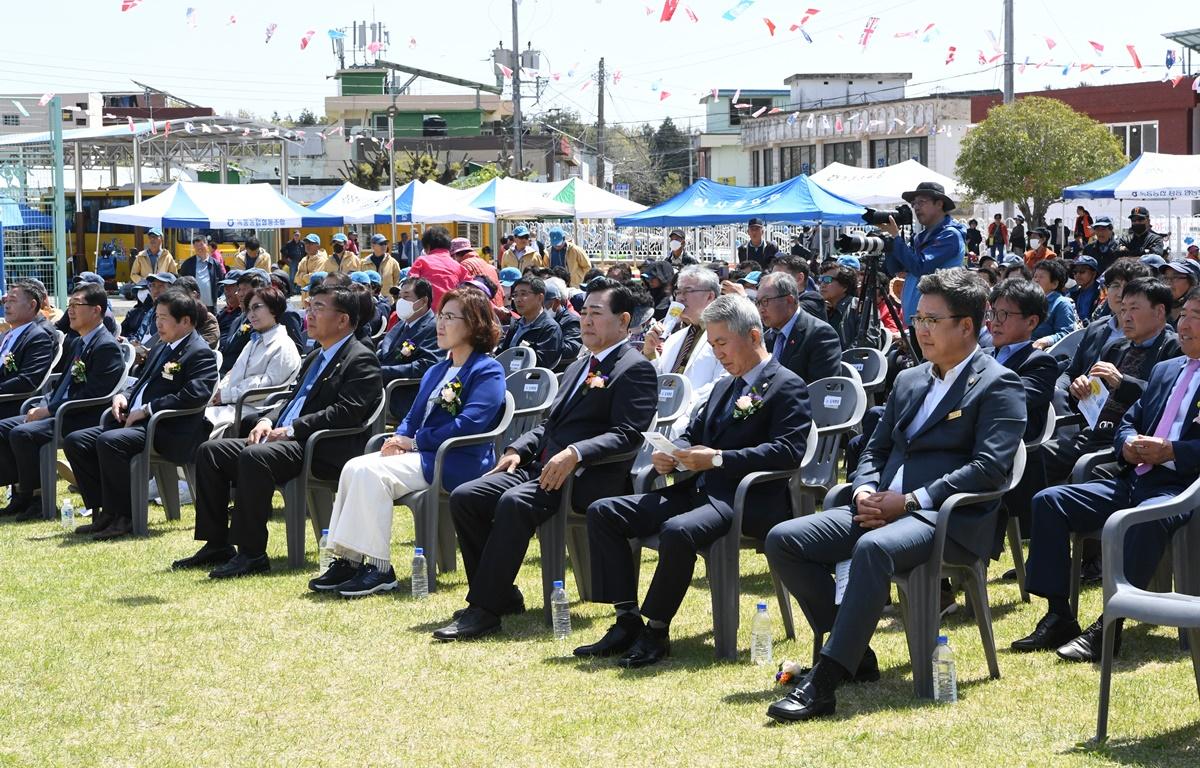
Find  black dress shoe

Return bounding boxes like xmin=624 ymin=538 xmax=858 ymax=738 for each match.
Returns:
xmin=789 ymin=646 xmax=881 ymax=685
xmin=616 ymin=625 xmax=670 ymax=668
xmin=767 ymin=679 xmax=837 ymax=723
xmin=0 ymin=495 xmax=31 ymax=518
xmin=75 ymin=513 xmax=114 ymax=536
xmin=1057 ymin=617 xmax=1121 ymax=663
xmin=91 ymin=517 xmax=133 ymax=541
xmin=574 ymin=615 xmax=643 ymax=658
xmin=15 ymin=500 xmax=44 ymax=522
xmin=172 ymin=543 xmax=237 ymax=570
xmin=452 ymin=588 xmax=526 ymax=619
xmin=432 ymin=606 xmax=501 ymax=641
xmin=208 ymin=552 xmax=271 ymax=579
xmin=1011 ymin=612 xmax=1082 ymax=652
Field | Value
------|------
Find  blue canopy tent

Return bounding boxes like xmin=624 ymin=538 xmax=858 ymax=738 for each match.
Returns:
xmin=613 ymin=176 xmax=866 ymax=227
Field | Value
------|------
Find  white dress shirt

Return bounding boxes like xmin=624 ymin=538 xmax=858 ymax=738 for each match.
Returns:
xmin=214 ymin=324 xmax=302 ymax=404
xmin=131 ymin=336 xmax=186 ymax=413
xmin=654 ymin=323 xmax=728 ymax=438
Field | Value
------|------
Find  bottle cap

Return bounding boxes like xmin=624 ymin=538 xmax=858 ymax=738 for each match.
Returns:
xmin=757 ymin=601 xmax=767 ymax=611
xmin=414 ymin=547 xmax=424 ymax=555
xmin=937 ymin=635 xmax=949 ymax=644
xmin=321 ymin=528 xmax=329 ymax=536
xmin=553 ymin=580 xmax=564 ymax=589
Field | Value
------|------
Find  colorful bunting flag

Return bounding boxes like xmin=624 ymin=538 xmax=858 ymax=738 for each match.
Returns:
xmin=751 ymin=106 xmax=766 ymax=117
xmin=684 ymin=7 xmax=698 ymax=22
xmin=1044 ymin=36 xmax=1056 ymax=50
xmin=660 ymin=0 xmax=679 ymax=22
xmin=185 ymin=7 xmax=197 ymax=29
xmin=265 ymin=23 xmax=277 ymax=44
xmin=721 ymin=0 xmax=755 ymax=22
xmin=659 ymin=91 xmax=671 ymax=101
xmin=367 ymin=41 xmax=383 ymax=54
xmin=800 ymin=8 xmax=820 ymax=25
xmin=945 ymin=46 xmax=956 ymax=65
xmin=1127 ymin=44 xmax=1142 ymax=69
xmin=328 ymin=29 xmax=346 ymax=40
xmin=858 ymin=17 xmax=879 ymax=50
xmin=763 ymin=18 xmax=776 ymax=36
xmin=37 ymin=93 xmax=54 ymax=107
xmin=497 ymin=63 xmax=513 ymax=79
xmin=300 ymin=30 xmax=316 ymax=50
xmin=1088 ymin=40 xmax=1104 ymax=54
xmin=1167 ymin=49 xmax=1177 ymax=69
xmin=120 ymin=0 xmax=143 ymax=11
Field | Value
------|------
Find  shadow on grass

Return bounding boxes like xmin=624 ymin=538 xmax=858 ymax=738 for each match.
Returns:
xmin=110 ymin=595 xmax=168 ymax=607
xmin=1066 ymin=720 xmax=1200 ymax=765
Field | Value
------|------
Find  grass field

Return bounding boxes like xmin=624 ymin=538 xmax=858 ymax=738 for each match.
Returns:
xmin=0 ymin=482 xmax=1197 ymax=767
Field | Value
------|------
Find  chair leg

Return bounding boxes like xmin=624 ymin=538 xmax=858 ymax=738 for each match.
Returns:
xmin=130 ymin=455 xmax=149 ymax=536
xmin=962 ymin=563 xmax=1000 ymax=680
xmin=538 ymin=510 xmax=567 ymax=628
xmin=1069 ymin=533 xmax=1084 ymax=618
xmin=898 ymin=565 xmax=940 ymax=699
xmin=282 ymin=480 xmax=307 ymax=569
xmin=435 ymin=493 xmax=458 ymax=575
xmin=408 ymin=490 xmax=438 ymax=593
xmin=770 ymin=567 xmax=796 ymax=641
xmin=565 ymin=515 xmax=593 ymax=602
xmin=708 ymin=545 xmax=740 ymax=661
xmin=40 ymin=443 xmax=56 ymax=521
xmin=1096 ymin=615 xmax=1120 ymax=743
xmin=1006 ymin=517 xmax=1030 ymax=602
xmin=155 ymin=465 xmax=181 ymax=521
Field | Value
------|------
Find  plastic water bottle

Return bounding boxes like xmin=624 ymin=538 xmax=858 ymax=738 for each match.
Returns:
xmin=411 ymin=547 xmax=429 ymax=599
xmin=59 ymin=498 xmax=74 ymax=531
xmin=551 ymin=580 xmax=571 ymax=639
xmin=750 ymin=602 xmax=773 ymax=665
xmin=933 ymin=635 xmax=958 ymax=703
xmin=318 ymin=529 xmax=332 ymax=574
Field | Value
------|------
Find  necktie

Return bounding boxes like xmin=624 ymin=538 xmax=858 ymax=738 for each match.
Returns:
xmin=1136 ymin=359 xmax=1200 ymax=475
xmin=0 ymin=330 xmax=15 ymax=359
xmin=714 ymin=376 xmax=747 ymax=433
xmin=280 ymin=355 xmax=324 ymax=427
xmin=772 ymin=327 xmax=787 ymax=360
xmin=672 ymin=326 xmax=698 ymax=374
xmin=250 ymin=331 xmax=262 ymax=344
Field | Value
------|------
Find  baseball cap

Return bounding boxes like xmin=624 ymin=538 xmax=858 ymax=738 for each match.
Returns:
xmin=512 ymin=225 xmax=531 ymax=238
xmin=370 ymin=233 xmax=388 ymax=245
xmin=145 ymin=272 xmax=177 ymax=284
xmin=499 ymin=267 xmax=521 ymax=287
xmin=1162 ymin=259 xmax=1200 ymax=280
xmin=837 ymin=255 xmax=862 ymax=270
xmin=1140 ymin=254 xmax=1168 ymax=270
xmin=1072 ymin=256 xmax=1099 ymax=272
xmin=147 ymin=227 xmax=163 ymax=238
xmin=76 ymin=271 xmax=104 ymax=286
xmin=1128 ymin=206 xmax=1150 ymax=219
xmin=1093 ymin=216 xmax=1113 ymax=229
xmin=349 ymin=271 xmax=371 ymax=285
xmin=399 ymin=267 xmax=411 ymax=280
xmin=331 ymin=233 xmax=348 ymax=243
xmin=740 ymin=270 xmax=762 ymax=286
xmin=548 ymin=226 xmax=566 ymax=245
xmin=449 ymin=237 xmax=474 ymax=255
xmin=365 ymin=270 xmax=382 ymax=285
xmin=544 ymin=277 xmax=567 ymax=301
xmin=218 ymin=268 xmax=244 ymax=286
xmin=669 ymin=228 xmax=685 ymax=240
xmin=747 ymin=217 xmax=766 ymax=227
xmin=303 ymin=233 xmax=320 ymax=244
xmin=301 ymin=271 xmax=328 ymax=291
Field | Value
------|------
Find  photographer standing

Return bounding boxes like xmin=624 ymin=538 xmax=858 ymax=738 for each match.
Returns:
xmin=881 ymin=182 xmax=967 ymax=324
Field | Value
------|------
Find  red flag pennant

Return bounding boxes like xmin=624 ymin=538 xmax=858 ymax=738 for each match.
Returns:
xmin=120 ymin=0 xmax=143 ymax=11
xmin=800 ymin=8 xmax=820 ymax=25
xmin=1126 ymin=44 xmax=1142 ymax=69
xmin=731 ymin=88 xmax=741 ymax=104
xmin=858 ymin=17 xmax=879 ymax=49
xmin=659 ymin=91 xmax=671 ymax=101
xmin=1172 ymin=75 xmax=1185 ymax=87
xmin=497 ymin=63 xmax=513 ymax=78
xmin=660 ymin=0 xmax=679 ymax=22
xmin=767 ymin=107 xmax=783 ymax=114
xmin=1079 ymin=63 xmax=1094 ymax=72
xmin=763 ymin=17 xmax=776 ymax=36
xmin=1044 ymin=36 xmax=1056 ymax=50
xmin=945 ymin=46 xmax=956 ymax=65
xmin=126 ymin=116 xmax=135 ymax=133
xmin=685 ymin=6 xmax=698 ymax=22
xmin=1088 ymin=40 xmax=1104 ymax=54
xmin=300 ymin=30 xmax=315 ymax=50
xmin=751 ymin=106 xmax=767 ymax=117
xmin=977 ymin=50 xmax=987 ymax=65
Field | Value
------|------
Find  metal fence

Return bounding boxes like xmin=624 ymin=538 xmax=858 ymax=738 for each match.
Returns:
xmin=0 ymin=96 xmax=67 ymax=311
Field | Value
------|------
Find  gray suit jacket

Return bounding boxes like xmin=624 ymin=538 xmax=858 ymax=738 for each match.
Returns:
xmin=853 ymin=348 xmax=1026 ymax=559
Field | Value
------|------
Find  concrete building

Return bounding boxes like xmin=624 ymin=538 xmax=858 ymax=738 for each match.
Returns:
xmin=0 ymin=88 xmax=214 ymax=136
xmin=696 ymin=89 xmax=789 ymax=186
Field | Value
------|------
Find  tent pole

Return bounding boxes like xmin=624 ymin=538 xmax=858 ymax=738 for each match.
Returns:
xmin=133 ymin=137 xmax=143 ymax=205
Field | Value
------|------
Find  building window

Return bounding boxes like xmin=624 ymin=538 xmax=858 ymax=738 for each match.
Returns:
xmin=870 ymin=137 xmax=928 ymax=168
xmin=761 ymin=148 xmax=774 ymax=185
xmin=1109 ymin=121 xmax=1157 ymax=159
xmin=730 ymin=97 xmax=775 ymax=127
xmin=2 ymin=115 xmax=19 ymax=126
xmin=823 ymin=141 xmax=861 ymax=167
xmin=751 ymin=150 xmax=761 ymax=186
xmin=781 ymin=145 xmax=816 ymax=179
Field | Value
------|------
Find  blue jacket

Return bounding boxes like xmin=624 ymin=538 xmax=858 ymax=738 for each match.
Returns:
xmin=1069 ymin=282 xmax=1100 ymax=325
xmin=885 ymin=215 xmax=967 ymax=323
xmin=398 ymin=351 xmax=506 ymax=491
xmin=1033 ymin=290 xmax=1079 ymax=346
xmin=1115 ymin=355 xmax=1200 ymax=490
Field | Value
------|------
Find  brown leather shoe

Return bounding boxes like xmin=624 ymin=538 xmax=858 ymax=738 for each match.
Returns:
xmin=92 ymin=517 xmax=133 ymax=541
xmin=74 ymin=512 xmax=114 ymax=535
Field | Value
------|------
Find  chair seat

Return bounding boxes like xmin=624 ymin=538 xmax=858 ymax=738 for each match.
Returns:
xmin=1108 ymin=590 xmax=1200 ymax=628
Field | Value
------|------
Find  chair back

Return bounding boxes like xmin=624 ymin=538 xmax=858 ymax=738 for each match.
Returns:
xmin=653 ymin=373 xmax=692 ymax=436
xmin=494 ymin=345 xmax=537 ymax=375
xmin=1026 ymin=402 xmax=1057 ymax=454
xmin=801 ymin=376 xmax=867 ymax=490
xmin=841 ymin=347 xmax=887 ymax=394
xmin=1047 ymin=327 xmax=1086 ymax=362
xmin=839 ymin=360 xmax=862 ymax=383
xmin=120 ymin=342 xmax=136 ymax=367
xmin=499 ymin=366 xmax=559 ymax=451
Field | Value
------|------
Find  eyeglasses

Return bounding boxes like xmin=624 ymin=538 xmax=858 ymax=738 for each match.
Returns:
xmin=306 ymin=304 xmax=346 ymax=316
xmin=436 ymin=312 xmax=465 ymax=323
xmin=672 ymin=287 xmax=710 ymax=299
xmin=246 ymin=302 xmax=268 ymax=312
xmin=986 ymin=308 xmax=1026 ymax=324
xmin=912 ymin=314 xmax=966 ymax=329
xmin=817 ymin=275 xmax=835 ymax=284
xmin=754 ymin=294 xmax=789 ymax=309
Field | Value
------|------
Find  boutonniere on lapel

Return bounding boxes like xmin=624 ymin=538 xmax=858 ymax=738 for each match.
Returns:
xmin=240 ymin=323 xmax=251 ymax=335
xmin=2 ymin=352 xmax=15 ymax=374
xmin=519 ymin=340 xmax=533 ymax=349
xmin=1193 ymin=399 xmax=1200 ymax=424
xmin=733 ymin=383 xmax=768 ymax=420
xmin=584 ymin=369 xmax=609 ymax=392
xmin=437 ymin=378 xmax=464 ymax=416
xmin=162 ymin=361 xmax=182 ymax=380
xmin=399 ymin=340 xmax=416 ymax=358
xmin=70 ymin=359 xmax=87 ymax=383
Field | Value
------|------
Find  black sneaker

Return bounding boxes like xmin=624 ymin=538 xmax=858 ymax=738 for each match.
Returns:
xmin=337 ymin=563 xmax=399 ymax=598
xmin=308 ymin=558 xmax=361 ymax=592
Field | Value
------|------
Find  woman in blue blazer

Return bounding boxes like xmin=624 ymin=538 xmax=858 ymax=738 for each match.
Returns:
xmin=1032 ymin=257 xmax=1080 ymax=349
xmin=316 ymin=287 xmax=506 ymax=597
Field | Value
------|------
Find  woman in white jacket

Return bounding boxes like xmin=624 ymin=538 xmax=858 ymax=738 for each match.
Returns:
xmin=207 ymin=285 xmax=301 ymax=436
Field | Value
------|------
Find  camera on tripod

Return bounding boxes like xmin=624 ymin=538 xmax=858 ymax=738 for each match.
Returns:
xmin=862 ymin=204 xmax=913 ymax=227
xmin=836 ymin=231 xmax=889 ymax=256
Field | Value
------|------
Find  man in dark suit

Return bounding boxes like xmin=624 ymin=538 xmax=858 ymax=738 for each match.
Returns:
xmin=577 ymin=295 xmax=812 ymax=667
xmin=215 ymin=269 xmax=244 ymax=340
xmin=1043 ymin=277 xmax=1180 ymax=484
xmin=1062 ymin=260 xmax=1152 ymax=383
xmin=756 ymin=271 xmax=842 ymax=383
xmin=544 ymin=279 xmax=582 ymax=371
xmin=435 ymin=278 xmax=657 ymax=640
xmin=178 ymin=235 xmax=224 ymax=313
xmin=763 ymin=268 xmax=1025 ymax=722
xmin=769 ymin=255 xmax=827 ymax=322
xmin=494 ymin=276 xmax=563 ymax=370
xmin=379 ymin=277 xmax=440 ymax=421
xmin=988 ymin=278 xmax=1059 ymax=534
xmin=0 ymin=283 xmax=125 ymax=519
xmin=178 ymin=284 xmax=382 ymax=578
xmin=0 ymin=281 xmax=57 ymax=419
xmin=218 ymin=270 xmax=270 ymax=375
xmin=64 ymin=290 xmax=218 ymax=540
xmin=1013 ymin=288 xmax=1200 ymax=660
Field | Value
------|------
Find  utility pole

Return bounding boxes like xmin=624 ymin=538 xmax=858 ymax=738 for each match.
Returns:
xmin=1002 ymin=0 xmax=1015 ymax=220
xmin=511 ymin=0 xmax=523 ymax=176
xmin=596 ymin=57 xmax=606 ymax=189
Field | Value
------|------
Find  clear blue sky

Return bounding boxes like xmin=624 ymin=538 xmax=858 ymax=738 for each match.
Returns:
xmin=0 ymin=0 xmax=1187 ymax=130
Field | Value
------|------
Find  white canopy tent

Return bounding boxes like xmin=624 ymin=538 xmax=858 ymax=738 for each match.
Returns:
xmin=550 ymin=177 xmax=647 ymax=219
xmin=462 ymin=177 xmax=575 ymax=218
xmin=97 ymin=180 xmax=342 ymax=229
xmin=809 ymin=159 xmax=968 ymax=207
xmin=306 ymin=182 xmax=394 ymax=218
xmin=345 ymin=180 xmax=495 ymax=224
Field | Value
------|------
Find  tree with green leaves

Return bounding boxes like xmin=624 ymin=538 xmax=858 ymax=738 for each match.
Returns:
xmin=296 ymin=108 xmax=318 ymax=126
xmin=650 ymin=116 xmax=689 ymax=175
xmin=956 ymin=96 xmax=1126 ymax=226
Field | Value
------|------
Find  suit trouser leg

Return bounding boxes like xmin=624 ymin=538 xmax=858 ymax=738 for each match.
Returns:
xmin=641 ymin=496 xmax=738 ymax=623
xmin=8 ymin=419 xmax=54 ymax=496
xmin=586 ymin=489 xmax=693 ymax=607
xmin=231 ymin=441 xmax=306 ymax=557
xmin=193 ymin=438 xmax=244 ymax=545
xmin=449 ymin=469 xmax=533 ymax=586
xmin=63 ymin=426 xmax=104 ymax=511
xmin=0 ymin=415 xmax=25 ymax=488
xmin=96 ymin=425 xmax=150 ymax=522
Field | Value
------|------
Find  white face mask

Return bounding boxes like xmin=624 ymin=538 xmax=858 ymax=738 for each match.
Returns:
xmin=395 ymin=298 xmax=415 ymax=320
xmin=1029 ymin=238 xmax=1042 ymax=250
xmin=745 ymin=289 xmax=758 ymax=301
xmin=136 ymin=289 xmax=149 ymax=304
xmin=669 ymin=240 xmax=682 ymax=252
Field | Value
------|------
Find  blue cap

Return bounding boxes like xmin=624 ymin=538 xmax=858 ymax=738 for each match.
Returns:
xmin=365 ymin=270 xmax=382 ymax=285
xmin=399 ymin=267 xmax=411 ymax=280
xmin=370 ymin=233 xmax=388 ymax=245
xmin=349 ymin=271 xmax=371 ymax=285
xmin=499 ymin=266 xmax=521 ymax=286
xmin=837 ymin=255 xmax=862 ymax=270
xmin=301 ymin=271 xmax=328 ymax=291
xmin=548 ymin=226 xmax=566 ymax=245
xmin=147 ymin=227 xmax=163 ymax=238
xmin=303 ymin=233 xmax=320 ymax=244
xmin=1072 ymin=256 xmax=1099 ymax=272
xmin=512 ymin=225 xmax=531 ymax=238
xmin=77 ymin=271 xmax=104 ymax=286
xmin=1001 ymin=254 xmax=1025 ymax=268
xmin=146 ymin=272 xmax=176 ymax=284
xmin=332 ymin=233 xmax=348 ymax=243
xmin=1140 ymin=254 xmax=1168 ymax=269
xmin=218 ymin=268 xmax=244 ymax=286
xmin=1093 ymin=216 xmax=1114 ymax=228
xmin=741 ymin=270 xmax=762 ymax=286
xmin=1163 ymin=259 xmax=1200 ymax=280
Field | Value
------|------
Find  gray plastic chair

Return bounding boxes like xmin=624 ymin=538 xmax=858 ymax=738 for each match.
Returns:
xmin=227 ymin=379 xmax=297 ymax=438
xmin=624 ymin=423 xmax=820 ymax=660
xmin=119 ymin=342 xmax=136 ymax=368
xmin=23 ymin=354 xmax=133 ymax=520
xmin=652 ymin=373 xmax=693 ymax=436
xmin=1006 ymin=402 xmax=1057 ymax=602
xmin=799 ymin=377 xmax=868 ymax=515
xmin=364 ymin=392 xmax=516 ymax=591
xmin=823 ymin=442 xmax=1026 ymax=698
xmin=494 ymin=345 xmax=537 ymax=375
xmin=499 ymin=367 xmax=559 ymax=452
xmin=377 ymin=377 xmax=422 ymax=432
xmin=0 ymin=340 xmax=63 ymax=415
xmin=280 ymin=396 xmax=387 ymax=568
xmin=839 ymin=361 xmax=862 ymax=384
xmin=1046 ymin=326 xmax=1087 ymax=362
xmin=1096 ymin=476 xmax=1200 ymax=742
xmin=841 ymin=347 xmax=887 ymax=399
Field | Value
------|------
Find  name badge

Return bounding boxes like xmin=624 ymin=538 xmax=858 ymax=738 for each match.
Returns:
xmin=946 ymin=409 xmax=963 ymax=421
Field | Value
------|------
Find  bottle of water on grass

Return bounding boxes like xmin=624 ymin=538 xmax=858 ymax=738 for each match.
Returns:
xmin=933 ymin=635 xmax=958 ymax=703
xmin=318 ymin=529 xmax=332 ymax=574
xmin=411 ymin=547 xmax=429 ymax=599
xmin=60 ymin=499 xmax=74 ymax=531
xmin=551 ymin=580 xmax=571 ymax=639
xmin=750 ymin=602 xmax=773 ymax=665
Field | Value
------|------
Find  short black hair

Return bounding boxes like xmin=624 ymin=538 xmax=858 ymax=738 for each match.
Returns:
xmin=400 ymin=276 xmax=432 ymax=304
xmin=1033 ymin=258 xmax=1069 ymax=292
xmin=1122 ymin=276 xmax=1173 ymax=313
xmin=9 ymin=280 xmax=46 ymax=311
xmin=322 ymin=272 xmax=351 ymax=287
xmin=737 ymin=260 xmax=762 ymax=273
xmin=969 ymin=219 xmax=978 ymax=226
xmin=249 ymin=285 xmax=288 ymax=320
xmin=605 ymin=263 xmax=633 ymax=283
xmin=1002 ymin=263 xmax=1032 ymax=281
xmin=583 ymin=267 xmax=604 ymax=284
xmin=348 ymin=283 xmax=375 ymax=330
xmin=71 ymin=282 xmax=108 ymax=308
xmin=191 ymin=234 xmax=206 ymax=244
xmin=308 ymin=284 xmax=359 ymax=327
xmin=175 ymin=275 xmax=200 ymax=296
xmin=917 ymin=267 xmax=989 ymax=334
xmin=421 ymin=225 xmax=452 ymax=252
xmin=155 ymin=288 xmax=202 ymax=326
xmin=549 ymin=265 xmax=570 ymax=284
xmin=245 ymin=236 xmax=260 ymax=252
xmin=237 ymin=272 xmax=268 ymax=288
xmin=990 ymin=277 xmax=1048 ymax=325
xmin=1185 ymin=286 xmax=1200 ymax=305
xmin=976 ymin=265 xmax=999 ymax=286
xmin=512 ymin=276 xmax=546 ymax=296
xmin=822 ymin=264 xmax=858 ymax=295
xmin=773 ymin=254 xmax=810 ymax=279
xmin=584 ymin=276 xmax=637 ymax=323
xmin=1103 ymin=257 xmax=1152 ymax=286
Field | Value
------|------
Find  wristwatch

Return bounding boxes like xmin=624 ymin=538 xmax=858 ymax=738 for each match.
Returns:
xmin=285 ymin=425 xmax=295 ymax=439
xmin=904 ymin=492 xmax=920 ymax=514
xmin=711 ymin=451 xmax=724 ymax=468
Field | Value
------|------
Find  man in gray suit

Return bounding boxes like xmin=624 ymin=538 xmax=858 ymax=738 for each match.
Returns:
xmin=763 ymin=268 xmax=1026 ymax=723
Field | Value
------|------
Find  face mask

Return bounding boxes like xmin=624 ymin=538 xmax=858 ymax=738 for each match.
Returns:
xmin=395 ymin=298 xmax=414 ymax=320
xmin=136 ymin=289 xmax=149 ymax=304
xmin=669 ymin=240 xmax=682 ymax=252
xmin=745 ymin=289 xmax=758 ymax=301
xmin=1130 ymin=222 xmax=1147 ymax=234
xmin=1029 ymin=238 xmax=1042 ymax=250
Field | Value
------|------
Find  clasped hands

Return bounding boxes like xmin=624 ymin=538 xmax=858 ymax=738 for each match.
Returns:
xmin=651 ymin=446 xmax=719 ymax=475
xmin=852 ymin=489 xmax=907 ymax=529
xmin=109 ymin=394 xmax=147 ymax=427
xmin=246 ymin=419 xmax=292 ymax=445
xmin=489 ymin=447 xmax=584 ymax=492
xmin=1122 ymin=434 xmax=1173 ymax=466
